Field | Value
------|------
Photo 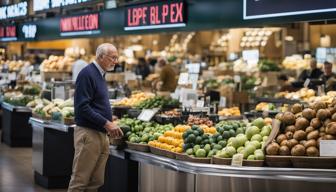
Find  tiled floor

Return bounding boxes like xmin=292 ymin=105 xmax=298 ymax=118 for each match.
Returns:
xmin=0 ymin=140 xmax=67 ymax=192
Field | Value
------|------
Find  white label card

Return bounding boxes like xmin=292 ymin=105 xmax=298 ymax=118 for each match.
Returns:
xmin=54 ymin=86 xmax=65 ymax=100
xmin=219 ymin=97 xmax=226 ymax=108
xmin=8 ymin=72 xmax=16 ymax=80
xmin=234 ymin=75 xmax=241 ymax=83
xmin=320 ymin=140 xmax=336 ymax=157
xmin=178 ymin=73 xmax=189 ymax=85
xmin=196 ymin=100 xmax=204 ymax=108
xmin=231 ymin=153 xmax=243 ymax=167
xmin=303 ymin=78 xmax=310 ymax=88
xmin=137 ymin=109 xmax=159 ymax=122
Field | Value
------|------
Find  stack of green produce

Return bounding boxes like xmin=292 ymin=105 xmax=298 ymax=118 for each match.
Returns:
xmin=3 ymin=92 xmax=34 ymax=106
xmin=118 ymin=117 xmax=174 ymax=144
xmin=136 ymin=96 xmax=180 ymax=109
xmin=182 ymin=121 xmax=247 ymax=158
xmin=22 ymin=84 xmax=41 ymax=96
xmin=259 ymin=59 xmax=280 ymax=72
xmin=215 ymin=118 xmax=272 ymax=160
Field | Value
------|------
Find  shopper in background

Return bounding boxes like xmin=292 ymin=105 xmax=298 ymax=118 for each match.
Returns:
xmin=72 ymin=56 xmax=88 ymax=82
xmin=68 ymin=43 xmax=123 ymax=192
xmin=298 ymin=58 xmax=323 ymax=82
xmin=156 ymin=57 xmax=177 ymax=92
xmin=320 ymin=61 xmax=336 ymax=91
xmin=135 ymin=57 xmax=150 ymax=80
xmin=278 ymin=74 xmax=296 ymax=92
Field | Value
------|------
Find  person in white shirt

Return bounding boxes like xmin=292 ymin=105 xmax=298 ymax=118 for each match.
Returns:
xmin=72 ymin=57 xmax=88 ymax=82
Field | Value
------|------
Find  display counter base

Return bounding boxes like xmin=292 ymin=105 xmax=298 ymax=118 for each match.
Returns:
xmin=34 ymin=171 xmax=70 ymax=189
xmin=1 ymin=104 xmax=32 ymax=147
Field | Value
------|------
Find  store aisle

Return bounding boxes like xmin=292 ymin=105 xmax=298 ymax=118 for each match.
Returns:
xmin=0 ymin=141 xmax=67 ymax=192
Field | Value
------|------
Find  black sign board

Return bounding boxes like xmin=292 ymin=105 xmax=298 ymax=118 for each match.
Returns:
xmin=33 ymin=0 xmax=95 ymax=12
xmin=125 ymin=0 xmax=186 ymax=31
xmin=244 ymin=0 xmax=336 ymax=19
xmin=0 ymin=25 xmax=17 ymax=41
xmin=60 ymin=13 xmax=100 ymax=37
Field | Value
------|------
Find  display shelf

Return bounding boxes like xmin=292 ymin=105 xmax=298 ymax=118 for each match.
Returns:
xmin=255 ymin=97 xmax=305 ymax=105
xmin=110 ymin=148 xmax=336 ymax=183
xmin=29 ymin=117 xmax=75 ymax=132
xmin=1 ymin=102 xmax=32 ymax=112
xmin=30 ymin=117 xmax=74 ymax=189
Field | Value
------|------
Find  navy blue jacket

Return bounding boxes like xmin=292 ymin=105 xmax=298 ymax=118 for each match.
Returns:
xmin=74 ymin=63 xmax=112 ymax=133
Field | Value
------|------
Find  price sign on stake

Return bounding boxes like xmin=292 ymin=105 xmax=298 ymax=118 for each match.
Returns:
xmin=304 ymin=78 xmax=310 ymax=88
xmin=196 ymin=100 xmax=204 ymax=108
xmin=137 ymin=109 xmax=159 ymax=122
xmin=231 ymin=154 xmax=243 ymax=167
xmin=320 ymin=140 xmax=336 ymax=157
xmin=219 ymin=97 xmax=226 ymax=108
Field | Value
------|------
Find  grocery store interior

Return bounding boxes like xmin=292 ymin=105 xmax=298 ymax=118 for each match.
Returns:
xmin=1 ymin=0 xmax=336 ymax=192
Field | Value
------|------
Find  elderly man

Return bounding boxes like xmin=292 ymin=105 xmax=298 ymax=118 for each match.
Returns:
xmin=68 ymin=43 xmax=123 ymax=192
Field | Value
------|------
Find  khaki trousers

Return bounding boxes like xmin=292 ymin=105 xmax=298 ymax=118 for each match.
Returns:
xmin=68 ymin=126 xmax=110 ymax=192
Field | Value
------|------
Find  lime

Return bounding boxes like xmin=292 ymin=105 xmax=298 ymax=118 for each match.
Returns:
xmin=195 ymin=149 xmax=206 ymax=158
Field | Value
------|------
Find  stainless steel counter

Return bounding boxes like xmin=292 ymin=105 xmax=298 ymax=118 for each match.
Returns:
xmin=1 ymin=102 xmax=32 ymax=112
xmin=29 ymin=117 xmax=75 ymax=132
xmin=110 ymin=148 xmax=336 ymax=183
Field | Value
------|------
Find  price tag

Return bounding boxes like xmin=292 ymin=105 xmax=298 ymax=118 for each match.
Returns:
xmin=219 ymin=97 xmax=226 ymax=108
xmin=54 ymin=86 xmax=65 ymax=100
xmin=303 ymin=78 xmax=310 ymax=88
xmin=8 ymin=72 xmax=16 ymax=81
xmin=186 ymin=63 xmax=200 ymax=74
xmin=320 ymin=140 xmax=336 ymax=157
xmin=178 ymin=73 xmax=189 ymax=85
xmin=196 ymin=100 xmax=204 ymax=108
xmin=137 ymin=109 xmax=159 ymax=122
xmin=231 ymin=153 xmax=243 ymax=167
xmin=234 ymin=75 xmax=241 ymax=83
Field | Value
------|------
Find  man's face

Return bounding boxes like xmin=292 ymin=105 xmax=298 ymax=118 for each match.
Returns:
xmin=324 ymin=64 xmax=333 ymax=75
xmin=101 ymin=48 xmax=118 ymax=71
xmin=310 ymin=61 xmax=317 ymax=69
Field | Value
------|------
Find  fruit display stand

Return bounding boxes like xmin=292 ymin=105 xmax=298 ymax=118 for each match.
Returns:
xmin=1 ymin=102 xmax=32 ymax=147
xmin=29 ymin=117 xmax=75 ymax=189
xmin=108 ymin=148 xmax=336 ymax=192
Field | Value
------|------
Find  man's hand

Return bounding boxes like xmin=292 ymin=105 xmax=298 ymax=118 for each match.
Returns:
xmin=104 ymin=121 xmax=124 ymax=139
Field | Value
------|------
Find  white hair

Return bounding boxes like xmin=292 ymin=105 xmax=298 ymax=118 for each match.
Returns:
xmin=96 ymin=43 xmax=116 ymax=59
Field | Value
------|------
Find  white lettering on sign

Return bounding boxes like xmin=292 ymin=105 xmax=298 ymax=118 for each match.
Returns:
xmin=34 ymin=0 xmax=50 ymax=12
xmin=0 ymin=2 xmax=28 ymax=20
xmin=51 ymin=0 xmax=91 ymax=8
xmin=22 ymin=25 xmax=37 ymax=39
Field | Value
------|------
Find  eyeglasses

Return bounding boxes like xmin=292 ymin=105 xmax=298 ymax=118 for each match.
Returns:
xmin=104 ymin=54 xmax=118 ymax=62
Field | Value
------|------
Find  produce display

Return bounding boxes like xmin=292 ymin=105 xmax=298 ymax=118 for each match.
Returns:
xmin=113 ymin=92 xmax=154 ymax=107
xmin=187 ymin=115 xmax=214 ymax=127
xmin=41 ymin=55 xmax=74 ymax=72
xmin=255 ymin=102 xmax=276 ymax=111
xmin=258 ymin=60 xmax=280 ymax=72
xmin=218 ymin=107 xmax=241 ymax=116
xmin=28 ymin=98 xmax=74 ymax=119
xmin=215 ymin=118 xmax=272 ymax=160
xmin=118 ymin=117 xmax=174 ymax=144
xmin=0 ymin=60 xmax=31 ymax=72
xmin=3 ymin=92 xmax=34 ymax=106
xmin=136 ymin=96 xmax=180 ymax=109
xmin=275 ymin=88 xmax=315 ymax=101
xmin=307 ymin=91 xmax=336 ymax=104
xmin=148 ymin=125 xmax=189 ymax=153
xmin=282 ymin=55 xmax=310 ymax=70
xmin=267 ymin=101 xmax=336 ymax=157
xmin=160 ymin=109 xmax=181 ymax=117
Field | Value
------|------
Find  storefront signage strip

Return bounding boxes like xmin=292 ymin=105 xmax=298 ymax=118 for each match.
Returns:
xmin=125 ymin=0 xmax=186 ymax=31
xmin=60 ymin=13 xmax=100 ymax=37
xmin=0 ymin=1 xmax=28 ymax=20
xmin=244 ymin=0 xmax=336 ymax=20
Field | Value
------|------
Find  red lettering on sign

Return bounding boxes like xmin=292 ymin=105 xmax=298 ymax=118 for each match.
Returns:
xmin=6 ymin=26 xmax=16 ymax=37
xmin=175 ymin=2 xmax=183 ymax=22
xmin=150 ymin=6 xmax=156 ymax=24
xmin=142 ymin=7 xmax=147 ymax=24
xmin=170 ymin=3 xmax=176 ymax=23
xmin=162 ymin=4 xmax=168 ymax=23
xmin=60 ymin=14 xmax=99 ymax=32
xmin=155 ymin=6 xmax=160 ymax=24
xmin=0 ymin=27 xmax=4 ymax=37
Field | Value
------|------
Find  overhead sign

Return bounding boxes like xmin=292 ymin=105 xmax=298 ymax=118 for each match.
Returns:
xmin=22 ymin=24 xmax=38 ymax=39
xmin=125 ymin=0 xmax=186 ymax=31
xmin=60 ymin=13 xmax=100 ymax=37
xmin=0 ymin=25 xmax=17 ymax=41
xmin=34 ymin=0 xmax=94 ymax=12
xmin=0 ymin=1 xmax=28 ymax=20
xmin=244 ymin=0 xmax=336 ymax=20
